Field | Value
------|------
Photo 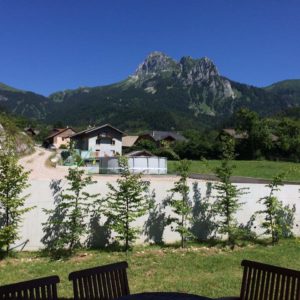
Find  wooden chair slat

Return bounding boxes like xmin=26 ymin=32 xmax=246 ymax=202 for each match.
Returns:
xmin=102 ymin=273 xmax=107 ymax=298
xmin=78 ymin=278 xmax=84 ymax=299
xmin=41 ymin=286 xmax=46 ymax=299
xmin=68 ymin=261 xmax=129 ymax=300
xmin=258 ymin=269 xmax=266 ymax=300
xmin=285 ymin=275 xmax=291 ymax=300
xmin=104 ymin=272 xmax=112 ymax=299
xmin=121 ymin=268 xmax=130 ymax=295
xmin=296 ymin=278 xmax=300 ymax=300
xmin=243 ymin=267 xmax=252 ymax=300
xmin=111 ymin=270 xmax=119 ymax=299
xmin=236 ymin=260 xmax=300 ymax=300
xmin=117 ymin=269 xmax=123 ymax=298
xmin=0 ymin=276 xmax=59 ymax=300
xmin=274 ymin=273 xmax=281 ymax=299
xmin=279 ymin=274 xmax=286 ymax=300
xmin=96 ymin=273 xmax=105 ymax=299
xmin=253 ymin=268 xmax=262 ymax=299
xmin=82 ymin=276 xmax=89 ymax=299
xmin=91 ymin=272 xmax=99 ymax=299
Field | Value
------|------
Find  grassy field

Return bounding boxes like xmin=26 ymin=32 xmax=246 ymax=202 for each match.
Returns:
xmin=168 ymin=160 xmax=300 ymax=182
xmin=0 ymin=239 xmax=299 ymax=298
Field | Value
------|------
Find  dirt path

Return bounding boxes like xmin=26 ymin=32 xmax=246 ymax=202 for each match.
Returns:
xmin=19 ymin=147 xmax=68 ymax=180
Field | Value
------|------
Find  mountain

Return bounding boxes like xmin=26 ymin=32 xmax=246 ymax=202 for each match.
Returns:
xmin=1 ymin=53 xmax=300 ymax=131
xmin=46 ymin=52 xmax=239 ymax=130
xmin=0 ymin=83 xmax=48 ymax=119
xmin=265 ymin=79 xmax=300 ymax=103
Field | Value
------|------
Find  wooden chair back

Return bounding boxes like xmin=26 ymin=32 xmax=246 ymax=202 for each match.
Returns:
xmin=240 ymin=260 xmax=300 ymax=300
xmin=68 ymin=261 xmax=130 ymax=300
xmin=0 ymin=275 xmax=60 ymax=300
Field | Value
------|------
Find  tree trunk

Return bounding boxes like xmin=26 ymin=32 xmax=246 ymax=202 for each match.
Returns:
xmin=69 ymin=192 xmax=80 ymax=250
xmin=6 ymin=204 xmax=9 ymax=256
xmin=125 ymin=198 xmax=129 ymax=253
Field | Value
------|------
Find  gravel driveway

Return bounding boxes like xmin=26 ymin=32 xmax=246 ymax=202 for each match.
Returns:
xmin=19 ymin=147 xmax=68 ymax=180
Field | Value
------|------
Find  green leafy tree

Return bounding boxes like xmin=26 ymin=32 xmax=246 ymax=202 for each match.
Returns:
xmin=105 ymin=156 xmax=151 ymax=252
xmin=134 ymin=139 xmax=157 ymax=152
xmin=42 ymin=167 xmax=99 ymax=255
xmin=174 ymin=129 xmax=219 ymax=160
xmin=0 ymin=135 xmax=32 ymax=256
xmin=256 ymin=173 xmax=296 ymax=244
xmin=235 ymin=108 xmax=273 ymax=159
xmin=213 ymin=137 xmax=246 ymax=248
xmin=168 ymin=159 xmax=193 ymax=248
xmin=276 ymin=118 xmax=300 ymax=162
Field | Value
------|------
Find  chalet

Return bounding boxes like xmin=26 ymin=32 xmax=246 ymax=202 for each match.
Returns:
xmin=44 ymin=127 xmax=76 ymax=149
xmin=139 ymin=131 xmax=187 ymax=146
xmin=122 ymin=135 xmax=140 ymax=149
xmin=70 ymin=124 xmax=124 ymax=159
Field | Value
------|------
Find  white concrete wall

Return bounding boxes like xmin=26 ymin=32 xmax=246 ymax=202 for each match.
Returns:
xmin=12 ymin=178 xmax=300 ymax=251
xmin=98 ymin=157 xmax=168 ymax=174
xmin=88 ymin=137 xmax=122 ymax=157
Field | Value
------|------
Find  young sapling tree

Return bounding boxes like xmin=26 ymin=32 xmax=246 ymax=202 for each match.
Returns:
xmin=42 ymin=167 xmax=99 ymax=255
xmin=168 ymin=159 xmax=193 ymax=248
xmin=213 ymin=137 xmax=246 ymax=248
xmin=257 ymin=172 xmax=296 ymax=244
xmin=105 ymin=156 xmax=151 ymax=252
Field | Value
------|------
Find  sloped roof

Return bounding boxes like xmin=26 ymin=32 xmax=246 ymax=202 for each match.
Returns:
xmin=126 ymin=150 xmax=155 ymax=157
xmin=71 ymin=124 xmax=124 ymax=138
xmin=223 ymin=128 xmax=248 ymax=139
xmin=122 ymin=136 xmax=139 ymax=147
xmin=45 ymin=127 xmax=75 ymax=140
xmin=223 ymin=128 xmax=278 ymax=142
xmin=145 ymin=131 xmax=187 ymax=142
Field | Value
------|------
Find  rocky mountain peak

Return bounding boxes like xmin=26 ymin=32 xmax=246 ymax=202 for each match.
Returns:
xmin=134 ymin=51 xmax=177 ymax=80
xmin=179 ymin=56 xmax=219 ymax=85
xmin=131 ymin=51 xmax=236 ymax=102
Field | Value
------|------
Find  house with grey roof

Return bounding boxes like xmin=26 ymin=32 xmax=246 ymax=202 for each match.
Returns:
xmin=70 ymin=124 xmax=124 ymax=159
xmin=139 ymin=130 xmax=187 ymax=146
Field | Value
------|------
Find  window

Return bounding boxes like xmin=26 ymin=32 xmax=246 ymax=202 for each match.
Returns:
xmin=111 ymin=139 xmax=115 ymax=145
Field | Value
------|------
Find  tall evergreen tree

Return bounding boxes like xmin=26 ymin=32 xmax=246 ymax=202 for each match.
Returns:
xmin=42 ymin=167 xmax=99 ymax=255
xmin=213 ymin=136 xmax=246 ymax=248
xmin=168 ymin=159 xmax=193 ymax=248
xmin=105 ymin=157 xmax=150 ymax=252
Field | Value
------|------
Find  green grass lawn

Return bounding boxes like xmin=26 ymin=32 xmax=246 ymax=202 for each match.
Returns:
xmin=0 ymin=239 xmax=299 ymax=298
xmin=168 ymin=160 xmax=300 ymax=182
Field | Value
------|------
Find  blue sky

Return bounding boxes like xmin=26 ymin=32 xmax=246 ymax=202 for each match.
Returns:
xmin=0 ymin=0 xmax=299 ymax=95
